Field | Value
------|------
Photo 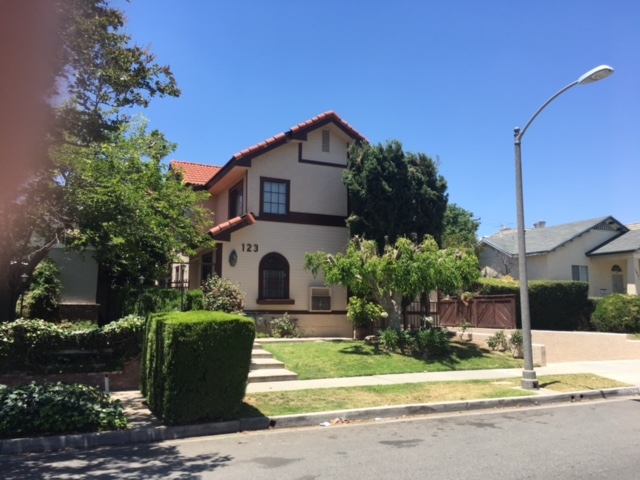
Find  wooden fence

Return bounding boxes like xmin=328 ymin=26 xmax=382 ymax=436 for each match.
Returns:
xmin=371 ymin=293 xmax=517 ymax=331
xmin=438 ymin=295 xmax=516 ymax=329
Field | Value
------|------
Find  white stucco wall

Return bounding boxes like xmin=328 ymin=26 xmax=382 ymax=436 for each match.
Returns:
xmin=220 ymin=221 xmax=349 ymax=312
xmin=244 ymin=133 xmax=349 ymax=218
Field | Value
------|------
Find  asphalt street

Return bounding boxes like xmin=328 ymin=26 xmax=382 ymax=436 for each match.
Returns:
xmin=2 ymin=397 xmax=639 ymax=479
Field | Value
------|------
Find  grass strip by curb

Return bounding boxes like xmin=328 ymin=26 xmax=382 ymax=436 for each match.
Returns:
xmin=241 ymin=374 xmax=629 ymax=417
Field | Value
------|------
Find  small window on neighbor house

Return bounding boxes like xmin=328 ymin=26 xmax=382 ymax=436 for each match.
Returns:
xmin=322 ymin=129 xmax=330 ymax=152
xmin=261 ymin=178 xmax=289 ymax=215
xmin=201 ymin=252 xmax=214 ymax=284
xmin=571 ymin=265 xmax=589 ymax=282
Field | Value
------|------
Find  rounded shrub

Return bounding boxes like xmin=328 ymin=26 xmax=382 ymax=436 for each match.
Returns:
xmin=0 ymin=382 xmax=126 ymax=438
xmin=591 ymin=294 xmax=640 ymax=333
xmin=23 ymin=258 xmax=62 ymax=321
xmin=202 ymin=274 xmax=245 ymax=313
xmin=346 ymin=297 xmax=385 ymax=328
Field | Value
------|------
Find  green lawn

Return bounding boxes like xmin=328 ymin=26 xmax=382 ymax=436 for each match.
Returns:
xmin=241 ymin=373 xmax=629 ymax=417
xmin=261 ymin=340 xmax=523 ymax=380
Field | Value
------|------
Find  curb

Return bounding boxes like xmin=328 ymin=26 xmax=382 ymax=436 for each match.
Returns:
xmin=269 ymin=386 xmax=640 ymax=429
xmin=2 ymin=387 xmax=638 ymax=455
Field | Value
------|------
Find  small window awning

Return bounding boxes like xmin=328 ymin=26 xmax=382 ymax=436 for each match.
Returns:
xmin=207 ymin=212 xmax=256 ymax=241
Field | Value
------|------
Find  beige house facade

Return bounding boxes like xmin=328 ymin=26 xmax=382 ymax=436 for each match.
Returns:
xmin=479 ymin=216 xmax=640 ymax=297
xmin=171 ymin=112 xmax=367 ymax=336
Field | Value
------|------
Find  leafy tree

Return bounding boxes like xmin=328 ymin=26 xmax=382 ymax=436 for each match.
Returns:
xmin=1 ymin=0 xmax=182 ymax=322
xmin=23 ymin=258 xmax=62 ymax=321
xmin=442 ymin=203 xmax=481 ymax=249
xmin=60 ymin=120 xmax=213 ymax=286
xmin=343 ymin=140 xmax=448 ymax=252
xmin=305 ymin=236 xmax=479 ymax=328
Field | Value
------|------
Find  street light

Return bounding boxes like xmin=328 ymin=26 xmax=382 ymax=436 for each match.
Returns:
xmin=514 ymin=65 xmax=613 ymax=389
xmin=19 ymin=273 xmax=28 ymax=318
xmin=137 ymin=275 xmax=145 ymax=315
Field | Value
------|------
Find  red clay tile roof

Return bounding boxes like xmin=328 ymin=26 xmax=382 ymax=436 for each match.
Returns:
xmin=208 ymin=212 xmax=256 ymax=239
xmin=231 ymin=110 xmax=367 ymax=162
xmin=170 ymin=160 xmax=221 ymax=186
xmin=172 ymin=112 xmax=366 ymax=191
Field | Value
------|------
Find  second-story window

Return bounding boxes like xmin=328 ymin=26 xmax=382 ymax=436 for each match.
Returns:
xmin=229 ymin=181 xmax=244 ymax=218
xmin=261 ymin=177 xmax=290 ymax=216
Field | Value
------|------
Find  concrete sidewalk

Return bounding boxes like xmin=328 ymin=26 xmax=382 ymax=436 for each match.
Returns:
xmin=2 ymin=360 xmax=639 ymax=455
xmin=246 ymin=359 xmax=640 ymax=393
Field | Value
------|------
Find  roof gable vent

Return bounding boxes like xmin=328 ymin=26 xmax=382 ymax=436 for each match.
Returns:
xmin=322 ymin=130 xmax=330 ymax=152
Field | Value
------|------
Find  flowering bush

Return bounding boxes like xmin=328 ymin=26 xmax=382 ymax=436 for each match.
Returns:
xmin=201 ymin=274 xmax=245 ymax=313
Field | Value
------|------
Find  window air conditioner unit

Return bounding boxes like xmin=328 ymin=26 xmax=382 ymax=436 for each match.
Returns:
xmin=309 ymin=287 xmax=331 ymax=312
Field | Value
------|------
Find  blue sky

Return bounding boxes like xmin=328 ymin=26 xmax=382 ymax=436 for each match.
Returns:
xmin=118 ymin=0 xmax=639 ymax=238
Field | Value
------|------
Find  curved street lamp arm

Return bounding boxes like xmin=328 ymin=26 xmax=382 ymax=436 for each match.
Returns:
xmin=515 ymin=80 xmax=579 ymax=144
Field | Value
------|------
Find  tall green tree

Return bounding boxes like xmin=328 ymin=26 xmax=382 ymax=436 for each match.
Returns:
xmin=442 ymin=203 xmax=481 ymax=249
xmin=1 ymin=0 xmax=183 ymax=322
xmin=344 ymin=140 xmax=448 ymax=252
xmin=305 ymin=236 xmax=479 ymax=328
xmin=60 ymin=120 xmax=213 ymax=286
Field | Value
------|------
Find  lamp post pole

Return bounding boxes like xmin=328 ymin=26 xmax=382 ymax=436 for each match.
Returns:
xmin=514 ymin=65 xmax=614 ymax=390
xmin=19 ymin=273 xmax=28 ymax=318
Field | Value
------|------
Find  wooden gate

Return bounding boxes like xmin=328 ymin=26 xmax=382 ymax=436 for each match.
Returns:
xmin=374 ymin=293 xmax=516 ymax=330
xmin=438 ymin=295 xmax=516 ymax=329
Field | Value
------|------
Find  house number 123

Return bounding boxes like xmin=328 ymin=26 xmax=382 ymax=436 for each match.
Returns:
xmin=241 ymin=244 xmax=259 ymax=252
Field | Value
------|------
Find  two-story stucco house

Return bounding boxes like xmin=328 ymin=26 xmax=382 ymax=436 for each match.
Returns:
xmin=478 ymin=216 xmax=640 ymax=297
xmin=170 ymin=111 xmax=367 ymax=336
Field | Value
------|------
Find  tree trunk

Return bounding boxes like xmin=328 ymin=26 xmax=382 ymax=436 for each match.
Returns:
xmin=0 ymin=283 xmax=21 ymax=323
xmin=376 ymin=292 xmax=404 ymax=329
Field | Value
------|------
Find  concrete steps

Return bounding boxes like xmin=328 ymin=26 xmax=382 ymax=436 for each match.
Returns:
xmin=248 ymin=342 xmax=298 ymax=383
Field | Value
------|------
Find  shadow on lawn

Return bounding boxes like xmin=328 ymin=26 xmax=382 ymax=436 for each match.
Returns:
xmin=538 ymin=380 xmax=560 ymax=388
xmin=338 ymin=344 xmax=391 ymax=356
xmin=425 ymin=342 xmax=493 ymax=369
xmin=337 ymin=340 xmax=493 ymax=364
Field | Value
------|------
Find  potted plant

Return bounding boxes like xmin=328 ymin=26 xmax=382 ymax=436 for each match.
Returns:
xmin=347 ymin=297 xmax=386 ymax=340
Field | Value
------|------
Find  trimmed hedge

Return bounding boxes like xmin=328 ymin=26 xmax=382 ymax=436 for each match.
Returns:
xmin=474 ymin=278 xmax=591 ymax=331
xmin=0 ymin=316 xmax=145 ymax=374
xmin=0 ymin=382 xmax=126 ymax=438
xmin=142 ymin=310 xmax=255 ymax=426
xmin=591 ymin=294 xmax=640 ymax=333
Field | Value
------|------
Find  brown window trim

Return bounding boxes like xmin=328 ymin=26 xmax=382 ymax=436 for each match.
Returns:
xmin=258 ymin=252 xmax=290 ymax=301
xmin=256 ymin=298 xmax=295 ymax=305
xmin=260 ymin=177 xmax=290 ymax=217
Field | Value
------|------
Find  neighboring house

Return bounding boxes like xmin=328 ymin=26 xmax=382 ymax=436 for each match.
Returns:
xmin=478 ymin=216 xmax=640 ymax=297
xmin=170 ymin=111 xmax=367 ymax=336
xmin=47 ymin=244 xmax=100 ymax=321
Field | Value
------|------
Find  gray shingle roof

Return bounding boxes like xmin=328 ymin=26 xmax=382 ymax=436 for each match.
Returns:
xmin=588 ymin=228 xmax=640 ymax=256
xmin=480 ymin=216 xmax=626 ymax=256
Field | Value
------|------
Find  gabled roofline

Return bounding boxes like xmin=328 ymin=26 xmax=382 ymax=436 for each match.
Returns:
xmin=204 ymin=111 xmax=367 ymax=191
xmin=547 ymin=216 xmax=628 ymax=254
xmin=479 ymin=215 xmax=628 ymax=256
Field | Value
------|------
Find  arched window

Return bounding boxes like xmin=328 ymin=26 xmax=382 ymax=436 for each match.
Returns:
xmin=259 ymin=253 xmax=289 ymax=300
